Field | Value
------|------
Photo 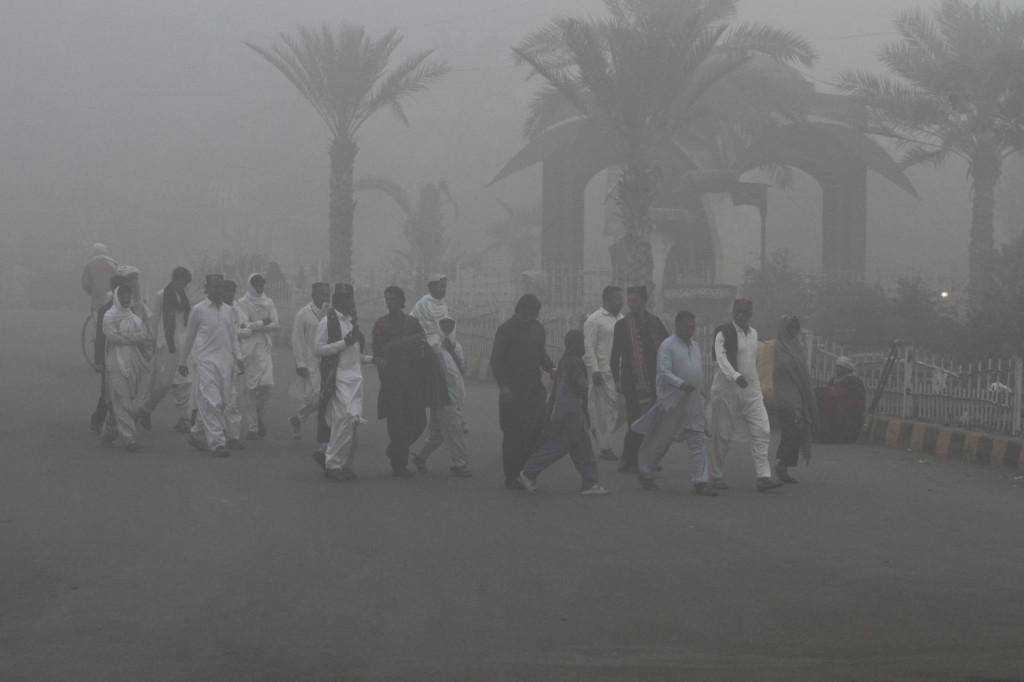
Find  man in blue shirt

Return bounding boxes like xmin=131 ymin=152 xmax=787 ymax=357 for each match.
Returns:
xmin=633 ymin=310 xmax=717 ymax=496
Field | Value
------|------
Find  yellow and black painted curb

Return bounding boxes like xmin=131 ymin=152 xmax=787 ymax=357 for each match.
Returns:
xmin=861 ymin=416 xmax=1024 ymax=470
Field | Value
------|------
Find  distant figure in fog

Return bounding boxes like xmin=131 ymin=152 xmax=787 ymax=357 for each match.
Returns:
xmin=517 ymin=329 xmax=608 ymax=496
xmin=771 ymin=315 xmax=818 ymax=483
xmin=90 ymin=274 xmax=128 ymax=433
xmin=137 ymin=267 xmax=192 ymax=433
xmin=415 ymin=316 xmax=472 ymax=477
xmin=490 ymin=294 xmax=555 ymax=489
xmin=633 ymin=311 xmax=717 ymax=496
xmin=610 ymin=286 xmax=668 ymax=474
xmin=583 ymin=285 xmax=624 ymax=462
xmin=100 ymin=285 xmax=152 ymax=452
xmin=179 ymin=275 xmax=243 ymax=458
xmin=220 ymin=280 xmax=248 ymax=451
xmin=82 ymin=243 xmax=118 ymax=312
xmin=410 ymin=274 xmax=449 ymax=343
xmin=234 ymin=273 xmax=279 ymax=439
xmin=289 ymin=282 xmax=331 ymax=442
xmin=709 ymin=299 xmax=781 ymax=492
xmin=814 ymin=356 xmax=866 ymax=444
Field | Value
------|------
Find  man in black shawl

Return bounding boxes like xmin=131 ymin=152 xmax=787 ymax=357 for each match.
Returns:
xmin=138 ymin=266 xmax=192 ymax=432
xmin=610 ymin=286 xmax=669 ymax=473
xmin=490 ymin=294 xmax=555 ymax=489
xmin=371 ymin=285 xmax=447 ymax=477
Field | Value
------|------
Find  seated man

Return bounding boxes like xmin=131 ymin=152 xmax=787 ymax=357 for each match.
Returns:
xmin=814 ymin=357 xmax=866 ymax=443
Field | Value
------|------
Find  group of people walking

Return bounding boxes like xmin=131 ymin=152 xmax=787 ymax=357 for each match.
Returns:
xmin=83 ymin=246 xmax=862 ymax=494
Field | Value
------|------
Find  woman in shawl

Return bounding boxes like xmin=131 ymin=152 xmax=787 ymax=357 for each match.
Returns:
xmin=101 ymin=285 xmax=152 ymax=451
xmin=771 ymin=315 xmax=818 ymax=483
xmin=517 ymin=329 xmax=609 ymax=495
xmin=235 ymin=273 xmax=280 ymax=438
xmin=116 ymin=265 xmax=151 ymax=327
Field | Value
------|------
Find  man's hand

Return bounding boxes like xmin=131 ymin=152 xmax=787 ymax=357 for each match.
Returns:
xmin=546 ymin=368 xmax=557 ymax=379
xmin=736 ymin=375 xmax=748 ymax=389
xmin=263 ymin=317 xmax=272 ymax=326
xmin=237 ymin=360 xmax=245 ymax=373
xmin=373 ymin=357 xmax=387 ymax=369
xmin=681 ymin=381 xmax=696 ymax=394
xmin=178 ymin=365 xmax=189 ymax=377
xmin=443 ymin=338 xmax=456 ymax=354
xmin=296 ymin=367 xmax=310 ymax=378
xmin=592 ymin=372 xmax=604 ymax=387
xmin=499 ymin=386 xmax=513 ymax=400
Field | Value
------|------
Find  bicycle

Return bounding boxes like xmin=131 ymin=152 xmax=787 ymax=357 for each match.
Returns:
xmin=82 ymin=311 xmax=99 ymax=370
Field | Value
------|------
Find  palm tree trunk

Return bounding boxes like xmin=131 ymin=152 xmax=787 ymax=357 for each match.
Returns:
xmin=610 ymin=163 xmax=655 ymax=291
xmin=329 ymin=136 xmax=358 ymax=284
xmin=968 ymin=154 xmax=1000 ymax=303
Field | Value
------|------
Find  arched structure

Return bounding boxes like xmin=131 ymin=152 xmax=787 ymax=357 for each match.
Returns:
xmin=490 ymin=94 xmax=919 ymax=300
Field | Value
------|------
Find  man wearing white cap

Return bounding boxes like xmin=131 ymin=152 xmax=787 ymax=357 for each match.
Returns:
xmin=410 ymin=274 xmax=449 ymax=343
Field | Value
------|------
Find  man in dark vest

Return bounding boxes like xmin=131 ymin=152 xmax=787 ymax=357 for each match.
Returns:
xmin=610 ymin=285 xmax=669 ymax=473
xmin=709 ymin=298 xmax=781 ymax=492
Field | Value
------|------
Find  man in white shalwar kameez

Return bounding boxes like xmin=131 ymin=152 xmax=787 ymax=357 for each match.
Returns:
xmin=138 ymin=266 xmax=192 ymax=432
xmin=234 ymin=273 xmax=279 ymax=439
xmin=288 ymin=282 xmax=330 ymax=441
xmin=101 ymin=285 xmax=152 ymax=452
xmin=583 ymin=285 xmax=624 ymax=461
xmin=312 ymin=285 xmax=381 ymax=482
xmin=410 ymin=274 xmax=449 ymax=343
xmin=708 ymin=299 xmax=782 ymax=492
xmin=179 ymin=276 xmax=244 ymax=458
xmin=220 ymin=280 xmax=247 ymax=450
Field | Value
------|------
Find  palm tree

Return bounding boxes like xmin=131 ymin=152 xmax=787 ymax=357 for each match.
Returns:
xmin=838 ymin=0 xmax=1024 ymax=300
xmin=511 ymin=0 xmax=816 ymax=289
xmin=354 ymin=176 xmax=457 ymax=281
xmin=246 ymin=24 xmax=449 ymax=283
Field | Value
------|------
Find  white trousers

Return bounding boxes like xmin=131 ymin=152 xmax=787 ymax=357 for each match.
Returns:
xmin=223 ymin=372 xmax=245 ymax=441
xmin=588 ymin=373 xmax=620 ymax=452
xmin=709 ymin=389 xmax=771 ymax=480
xmin=103 ymin=392 xmax=138 ymax=445
xmin=242 ymin=384 xmax=272 ymax=434
xmin=191 ymin=362 xmax=230 ymax=450
xmin=325 ymin=410 xmax=359 ymax=471
xmin=141 ymin=347 xmax=191 ymax=421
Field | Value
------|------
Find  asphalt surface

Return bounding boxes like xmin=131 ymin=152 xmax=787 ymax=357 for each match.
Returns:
xmin=3 ymin=311 xmax=1024 ymax=682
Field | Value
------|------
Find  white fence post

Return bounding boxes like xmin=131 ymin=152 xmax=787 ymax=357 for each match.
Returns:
xmin=902 ymin=347 xmax=914 ymax=420
xmin=1014 ymin=354 xmax=1023 ymax=437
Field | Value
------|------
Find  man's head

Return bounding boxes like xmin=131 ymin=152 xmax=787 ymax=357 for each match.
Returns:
xmin=626 ymin=286 xmax=648 ymax=314
xmin=249 ymin=273 xmax=266 ymax=295
xmin=439 ymin=317 xmax=456 ymax=337
xmin=674 ymin=310 xmax=695 ymax=341
xmin=783 ymin=315 xmax=800 ymax=339
xmin=204 ymin=274 xmax=224 ymax=293
xmin=333 ymin=283 xmax=356 ymax=316
xmin=117 ymin=266 xmax=140 ymax=287
xmin=109 ymin=275 xmax=128 ymax=293
xmin=835 ymin=356 xmax=857 ymax=378
xmin=602 ymin=285 xmax=624 ymax=316
xmin=92 ymin=243 xmax=109 ymax=257
xmin=513 ymin=293 xmax=542 ymax=323
xmin=116 ymin=285 xmax=134 ymax=309
xmin=732 ymin=298 xmax=753 ymax=329
xmin=384 ymin=285 xmax=406 ymax=313
xmin=171 ymin=266 xmax=191 ymax=292
xmin=212 ymin=280 xmax=231 ymax=305
xmin=311 ymin=282 xmax=330 ymax=308
xmin=427 ymin=275 xmax=447 ymax=300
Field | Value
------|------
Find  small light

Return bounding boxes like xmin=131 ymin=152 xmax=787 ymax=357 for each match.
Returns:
xmin=940 ymin=291 xmax=950 ymax=298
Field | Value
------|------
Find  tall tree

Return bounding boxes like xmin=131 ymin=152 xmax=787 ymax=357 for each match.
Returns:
xmin=839 ymin=0 xmax=1024 ymax=301
xmin=354 ymin=176 xmax=457 ymax=279
xmin=512 ymin=0 xmax=815 ymax=289
xmin=246 ymin=24 xmax=449 ymax=283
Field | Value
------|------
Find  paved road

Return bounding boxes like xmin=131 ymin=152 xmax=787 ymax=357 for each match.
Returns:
xmin=3 ymin=311 xmax=1023 ymax=681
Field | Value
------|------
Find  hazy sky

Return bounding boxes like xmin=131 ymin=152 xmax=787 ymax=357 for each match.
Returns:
xmin=2 ymin=0 xmax=1023 ymax=293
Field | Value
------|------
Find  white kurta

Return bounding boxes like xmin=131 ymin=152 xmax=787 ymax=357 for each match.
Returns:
xmin=410 ymin=294 xmax=449 ymax=343
xmin=709 ymin=323 xmax=771 ymax=479
xmin=583 ymin=306 xmax=624 ymax=452
xmin=102 ymin=302 xmax=149 ymax=445
xmin=289 ymin=301 xmax=325 ymax=420
xmin=314 ymin=311 xmax=373 ymax=471
xmin=141 ymin=288 xmax=192 ymax=420
xmin=234 ymin=293 xmax=278 ymax=389
xmin=180 ymin=299 xmax=242 ymax=449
